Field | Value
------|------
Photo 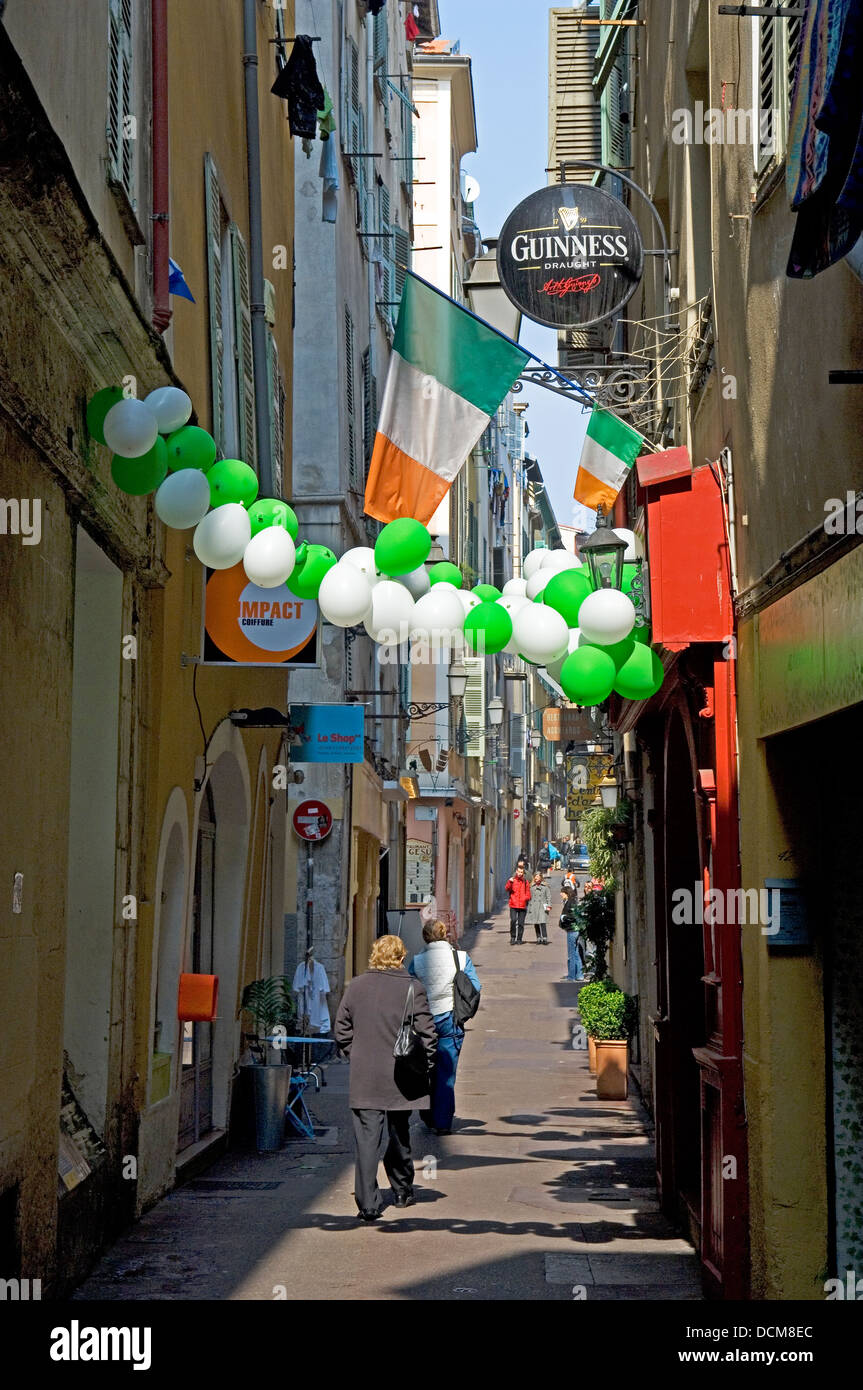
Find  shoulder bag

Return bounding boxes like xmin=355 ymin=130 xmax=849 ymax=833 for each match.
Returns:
xmin=393 ymin=984 xmax=429 ymax=1076
xmin=451 ymin=948 xmax=481 ymax=1027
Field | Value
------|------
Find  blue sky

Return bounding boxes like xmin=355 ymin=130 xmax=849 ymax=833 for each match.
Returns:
xmin=438 ymin=0 xmax=594 ymax=532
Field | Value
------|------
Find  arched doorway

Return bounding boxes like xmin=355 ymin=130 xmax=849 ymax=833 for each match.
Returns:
xmin=178 ymin=782 xmax=216 ymax=1151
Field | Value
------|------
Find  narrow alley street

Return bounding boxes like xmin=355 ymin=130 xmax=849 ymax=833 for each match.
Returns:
xmin=75 ymin=881 xmax=699 ymax=1303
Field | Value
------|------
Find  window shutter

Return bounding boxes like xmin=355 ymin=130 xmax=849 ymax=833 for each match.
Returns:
xmin=379 ymin=184 xmax=392 ymax=315
xmin=267 ymin=332 xmax=285 ymax=497
xmin=374 ymin=11 xmax=390 ymax=126
xmin=231 ymin=224 xmax=257 ymax=471
xmin=107 ymin=0 xmax=134 ymax=199
xmin=357 ymin=105 xmax=367 ymax=228
xmin=393 ymin=225 xmax=410 ymax=299
xmin=362 ymin=347 xmax=378 ymax=467
xmin=756 ymin=16 xmax=777 ymax=171
xmin=345 ymin=306 xmax=359 ymax=486
xmin=204 ymin=154 xmax=224 ymax=454
xmin=350 ymin=38 xmax=361 ymax=189
xmin=463 ymin=657 xmax=486 ymax=758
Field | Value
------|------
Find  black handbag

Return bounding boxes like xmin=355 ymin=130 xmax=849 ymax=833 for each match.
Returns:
xmin=393 ymin=985 xmax=428 ymax=1076
xmin=451 ymin=948 xmax=480 ymax=1027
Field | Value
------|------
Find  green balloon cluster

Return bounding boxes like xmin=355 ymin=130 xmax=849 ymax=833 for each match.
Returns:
xmin=86 ymin=386 xmax=125 ymax=445
xmin=614 ymin=643 xmax=664 ymax=700
xmin=110 ymin=436 xmax=168 ymax=495
xmin=472 ymin=583 xmax=501 ymax=601
xmin=463 ymin=601 xmax=512 ymax=655
xmin=428 ymin=561 xmax=462 ymax=588
xmin=543 ymin=568 xmax=592 ymax=626
xmin=287 ymin=541 xmax=337 ymax=599
xmin=166 ymin=426 xmax=217 ymax=473
xmin=559 ymin=646 xmax=617 ymax=706
xmin=374 ymin=518 xmax=431 ymax=576
xmin=207 ymin=458 xmax=258 ymax=509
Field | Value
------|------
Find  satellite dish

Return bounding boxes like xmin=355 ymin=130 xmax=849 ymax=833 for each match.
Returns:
xmin=462 ymin=174 xmax=481 ymax=205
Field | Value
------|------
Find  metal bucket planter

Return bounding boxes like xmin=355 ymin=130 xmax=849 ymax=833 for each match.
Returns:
xmin=595 ymin=1040 xmax=628 ymax=1099
xmin=241 ymin=1062 xmax=292 ymax=1151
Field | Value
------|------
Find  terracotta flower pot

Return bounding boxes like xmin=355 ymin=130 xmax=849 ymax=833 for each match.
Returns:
xmin=588 ymin=1035 xmax=597 ymax=1075
xmin=595 ymin=1039 xmax=628 ymax=1099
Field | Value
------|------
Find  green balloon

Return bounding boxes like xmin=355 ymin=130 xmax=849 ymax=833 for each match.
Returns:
xmin=463 ymin=601 xmax=512 ymax=655
xmin=544 ymin=568 xmax=593 ymax=626
xmin=472 ymin=584 xmax=501 ymax=601
xmin=249 ymin=498 xmax=299 ymax=539
xmin=166 ymin=426 xmax=217 ymax=473
xmin=631 ymin=624 xmax=651 ymax=645
xmin=374 ymin=518 xmax=431 ymax=576
xmin=286 ymin=541 xmax=337 ymax=599
xmin=428 ymin=562 xmax=462 ymax=588
xmin=207 ymin=458 xmax=259 ymax=508
xmin=111 ymin=436 xmax=168 ymax=496
xmin=585 ymin=635 xmax=634 ymax=671
xmin=86 ymin=386 xmax=124 ymax=445
xmin=613 ymin=643 xmax=665 ymax=701
xmin=559 ymin=645 xmax=616 ymax=706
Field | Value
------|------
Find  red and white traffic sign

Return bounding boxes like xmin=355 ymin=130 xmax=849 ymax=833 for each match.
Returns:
xmin=292 ymin=799 xmax=333 ymax=842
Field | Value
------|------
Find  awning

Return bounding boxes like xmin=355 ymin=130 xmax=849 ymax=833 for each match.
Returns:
xmin=643 ymin=455 xmax=733 ymax=649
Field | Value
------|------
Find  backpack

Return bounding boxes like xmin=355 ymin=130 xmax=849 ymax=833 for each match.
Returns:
xmin=451 ymin=948 xmax=480 ymax=1027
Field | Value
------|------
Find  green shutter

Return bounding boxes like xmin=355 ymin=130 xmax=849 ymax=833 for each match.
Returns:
xmin=231 ymin=224 xmax=257 ymax=471
xmin=266 ymin=331 xmax=285 ymax=497
xmin=107 ymin=0 xmax=134 ymax=199
xmin=345 ymin=306 xmax=358 ymax=487
xmin=393 ymin=225 xmax=410 ymax=297
xmin=204 ymin=154 xmax=224 ymax=454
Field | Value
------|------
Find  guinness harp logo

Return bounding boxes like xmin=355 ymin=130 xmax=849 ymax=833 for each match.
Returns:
xmin=558 ymin=206 xmax=582 ymax=231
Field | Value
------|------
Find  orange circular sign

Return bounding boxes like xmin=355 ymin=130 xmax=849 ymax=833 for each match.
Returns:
xmin=205 ymin=564 xmax=318 ymax=664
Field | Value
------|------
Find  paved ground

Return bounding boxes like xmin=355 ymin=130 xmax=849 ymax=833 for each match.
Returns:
xmin=76 ymin=880 xmax=701 ymax=1301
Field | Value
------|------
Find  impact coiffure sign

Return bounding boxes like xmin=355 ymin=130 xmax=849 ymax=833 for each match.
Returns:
xmin=498 ymin=183 xmax=644 ymax=330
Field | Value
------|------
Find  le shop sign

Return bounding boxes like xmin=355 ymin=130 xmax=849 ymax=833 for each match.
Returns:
xmin=498 ymin=183 xmax=644 ymax=330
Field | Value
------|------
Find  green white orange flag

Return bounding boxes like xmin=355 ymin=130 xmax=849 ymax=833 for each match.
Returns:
xmin=364 ymin=272 xmax=530 ymax=524
xmin=574 ymin=405 xmax=645 ymax=510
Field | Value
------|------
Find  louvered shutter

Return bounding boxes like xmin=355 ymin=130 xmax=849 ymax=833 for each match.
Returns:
xmin=463 ymin=657 xmax=486 ymax=758
xmin=379 ymin=184 xmax=392 ymax=314
xmin=393 ymin=225 xmax=410 ymax=298
xmin=345 ymin=306 xmax=359 ymax=486
xmin=362 ymin=347 xmax=378 ymax=467
xmin=350 ymin=39 xmax=361 ymax=188
xmin=204 ymin=154 xmax=224 ymax=453
xmin=267 ymin=331 xmax=285 ymax=497
xmin=231 ymin=224 xmax=257 ymax=471
xmin=548 ymin=7 xmax=601 ymax=183
xmin=107 ymin=0 xmax=134 ymax=199
xmin=357 ymin=105 xmax=368 ymax=230
xmin=756 ymin=16 xmax=777 ymax=171
xmin=601 ymin=56 xmax=628 ymax=169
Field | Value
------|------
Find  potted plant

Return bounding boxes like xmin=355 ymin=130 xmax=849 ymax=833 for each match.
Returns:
xmin=574 ymin=879 xmax=616 ymax=981
xmin=239 ymin=976 xmax=297 ymax=1151
xmin=577 ymin=978 xmax=618 ymax=1074
xmin=590 ymin=986 xmax=637 ymax=1100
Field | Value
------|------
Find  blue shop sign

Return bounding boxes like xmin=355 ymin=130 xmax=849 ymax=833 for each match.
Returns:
xmin=289 ymin=704 xmax=364 ymax=764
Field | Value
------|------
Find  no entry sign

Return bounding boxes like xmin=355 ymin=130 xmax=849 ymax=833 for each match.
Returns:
xmin=292 ymin=800 xmax=333 ymax=842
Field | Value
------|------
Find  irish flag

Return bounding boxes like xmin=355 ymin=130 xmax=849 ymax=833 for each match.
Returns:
xmin=574 ymin=406 xmax=645 ymax=510
xmin=364 ymin=272 xmax=530 ymax=524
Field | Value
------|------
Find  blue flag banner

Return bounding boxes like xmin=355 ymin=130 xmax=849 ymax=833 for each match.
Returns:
xmin=289 ymin=704 xmax=364 ymax=763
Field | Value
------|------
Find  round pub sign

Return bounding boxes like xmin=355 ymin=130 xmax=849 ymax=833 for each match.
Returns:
xmin=498 ymin=183 xmax=644 ymax=330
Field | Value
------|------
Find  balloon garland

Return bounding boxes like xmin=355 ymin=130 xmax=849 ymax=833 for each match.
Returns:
xmin=88 ymin=385 xmax=665 ymax=700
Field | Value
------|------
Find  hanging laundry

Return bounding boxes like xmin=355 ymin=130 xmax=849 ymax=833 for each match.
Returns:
xmin=405 ymin=12 xmax=420 ymax=41
xmin=318 ymin=88 xmax=336 ymax=140
xmin=271 ymin=34 xmax=325 ymax=139
xmin=320 ymin=131 xmax=339 ymax=224
xmin=292 ymin=957 xmax=331 ymax=1033
xmin=168 ymin=257 xmax=195 ymax=303
xmin=366 ymin=0 xmax=387 ymax=16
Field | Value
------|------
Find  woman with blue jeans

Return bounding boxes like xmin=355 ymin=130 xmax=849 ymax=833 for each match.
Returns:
xmin=560 ymin=885 xmax=585 ymax=981
xmin=409 ymin=921 xmax=481 ymax=1135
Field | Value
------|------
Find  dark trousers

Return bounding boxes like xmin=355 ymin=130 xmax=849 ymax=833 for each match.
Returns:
xmin=351 ymin=1108 xmax=414 ymax=1214
xmin=531 ymin=916 xmax=549 ymax=942
xmin=509 ymin=906 xmax=527 ymax=941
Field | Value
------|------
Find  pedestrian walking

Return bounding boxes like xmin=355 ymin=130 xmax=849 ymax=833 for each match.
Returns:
xmin=525 ymin=872 xmax=552 ymax=943
xmin=558 ymin=884 xmax=585 ymax=981
xmin=408 ymin=921 xmax=481 ymax=1134
xmin=504 ymin=864 xmax=531 ymax=944
xmin=334 ymin=934 xmax=437 ymax=1221
xmin=545 ymin=840 xmax=561 ymax=876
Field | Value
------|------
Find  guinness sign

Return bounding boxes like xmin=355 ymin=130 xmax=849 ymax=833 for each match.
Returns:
xmin=498 ymin=183 xmax=644 ymax=330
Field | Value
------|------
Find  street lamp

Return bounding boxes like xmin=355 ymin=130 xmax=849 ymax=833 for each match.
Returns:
xmin=464 ymin=240 xmax=522 ymax=343
xmin=580 ymin=511 xmax=628 ymax=592
xmin=599 ymin=779 xmax=619 ymax=809
xmin=447 ymin=662 xmax=469 ymax=699
xmin=488 ymin=696 xmax=504 ymax=726
xmin=528 ymin=729 xmax=542 ymax=750
xmin=555 ymin=750 xmax=564 ymax=766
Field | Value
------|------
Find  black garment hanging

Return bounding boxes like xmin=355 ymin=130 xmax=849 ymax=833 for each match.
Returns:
xmin=271 ymin=35 xmax=326 ymax=139
xmin=367 ymin=0 xmax=387 ymax=16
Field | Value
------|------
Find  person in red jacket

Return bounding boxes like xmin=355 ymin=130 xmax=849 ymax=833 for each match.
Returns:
xmin=504 ymin=865 xmax=531 ymax=945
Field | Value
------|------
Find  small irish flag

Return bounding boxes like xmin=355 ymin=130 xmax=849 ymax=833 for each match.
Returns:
xmin=574 ymin=406 xmax=645 ymax=511
xmin=364 ymin=273 xmax=530 ymax=524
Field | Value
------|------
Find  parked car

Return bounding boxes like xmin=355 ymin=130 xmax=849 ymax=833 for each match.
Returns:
xmin=567 ymin=843 xmax=590 ymax=871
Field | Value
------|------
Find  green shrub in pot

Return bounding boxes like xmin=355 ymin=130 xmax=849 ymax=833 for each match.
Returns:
xmin=577 ymin=978 xmax=618 ymax=1037
xmin=590 ymin=986 xmax=637 ymax=1041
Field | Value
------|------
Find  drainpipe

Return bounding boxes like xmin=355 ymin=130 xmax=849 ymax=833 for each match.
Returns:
xmin=242 ymin=0 xmax=274 ymax=496
xmin=366 ymin=10 xmax=376 ymax=431
xmin=151 ymin=0 xmax=171 ymax=332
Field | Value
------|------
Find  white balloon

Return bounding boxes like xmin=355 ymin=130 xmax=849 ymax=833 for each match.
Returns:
xmin=397 ymin=565 xmax=431 ymax=600
xmin=364 ymin=580 xmax=416 ymax=642
xmin=511 ymin=604 xmax=570 ymax=664
xmin=193 ymin=503 xmax=251 ymax=570
xmin=578 ymin=588 xmax=636 ymax=645
xmin=501 ymin=577 xmax=528 ymax=597
xmin=429 ymin=580 xmax=459 ymax=594
xmin=540 ymin=549 xmax=583 ymax=572
xmin=522 ymin=548 xmax=548 ymax=581
xmin=525 ymin=568 xmax=554 ymax=601
xmin=242 ymin=528 xmax=296 ymax=589
xmin=341 ymin=547 xmax=381 ymax=586
xmin=318 ymin=561 xmax=372 ymax=627
xmin=154 ymin=470 xmax=211 ymax=529
xmin=103 ymin=398 xmax=159 ymax=458
xmin=612 ymin=527 xmax=644 ymax=562
xmin=546 ymin=628 xmax=581 ymax=682
xmin=144 ymin=386 xmax=193 ymax=434
xmin=499 ymin=595 xmax=531 ymax=654
xmin=455 ymin=589 xmax=482 ymax=615
xmin=409 ymin=587 xmax=465 ymax=648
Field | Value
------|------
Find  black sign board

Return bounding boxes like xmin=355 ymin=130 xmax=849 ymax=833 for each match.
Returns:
xmin=498 ymin=183 xmax=644 ymax=330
